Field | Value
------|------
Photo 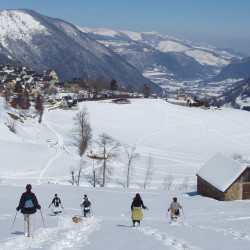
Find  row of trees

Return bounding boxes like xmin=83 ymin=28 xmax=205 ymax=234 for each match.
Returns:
xmin=71 ymin=107 xmax=191 ymax=189
xmin=71 ymin=107 xmax=154 ymax=187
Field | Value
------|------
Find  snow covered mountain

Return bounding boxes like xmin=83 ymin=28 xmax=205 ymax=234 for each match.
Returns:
xmin=0 ymin=9 xmax=162 ymax=94
xmin=79 ymin=27 xmax=244 ymax=85
xmin=213 ymin=57 xmax=250 ymax=82
xmin=211 ymin=78 xmax=250 ymax=108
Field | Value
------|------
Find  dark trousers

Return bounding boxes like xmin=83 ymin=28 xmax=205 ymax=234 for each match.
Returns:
xmin=132 ymin=220 xmax=140 ymax=226
xmin=84 ymin=209 xmax=90 ymax=217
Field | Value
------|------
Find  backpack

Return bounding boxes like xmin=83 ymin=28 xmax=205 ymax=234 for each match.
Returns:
xmin=83 ymin=198 xmax=90 ymax=207
xmin=24 ymin=199 xmax=34 ymax=210
xmin=54 ymin=198 xmax=60 ymax=207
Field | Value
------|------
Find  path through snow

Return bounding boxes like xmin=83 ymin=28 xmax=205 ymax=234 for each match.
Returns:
xmin=1 ymin=216 xmax=100 ymax=250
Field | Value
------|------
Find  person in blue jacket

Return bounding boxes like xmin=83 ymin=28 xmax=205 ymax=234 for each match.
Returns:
xmin=16 ymin=184 xmax=41 ymax=237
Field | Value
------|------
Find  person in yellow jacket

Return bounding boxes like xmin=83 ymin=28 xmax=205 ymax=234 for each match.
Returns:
xmin=131 ymin=193 xmax=147 ymax=227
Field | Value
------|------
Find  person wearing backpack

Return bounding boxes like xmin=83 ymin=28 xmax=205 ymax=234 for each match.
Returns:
xmin=49 ymin=194 xmax=63 ymax=215
xmin=16 ymin=184 xmax=41 ymax=237
xmin=80 ymin=194 xmax=91 ymax=217
xmin=168 ymin=197 xmax=182 ymax=221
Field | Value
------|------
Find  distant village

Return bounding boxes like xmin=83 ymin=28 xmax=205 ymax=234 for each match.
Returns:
xmin=0 ymin=64 xmax=145 ymax=110
xmin=0 ymin=63 xmax=212 ymax=111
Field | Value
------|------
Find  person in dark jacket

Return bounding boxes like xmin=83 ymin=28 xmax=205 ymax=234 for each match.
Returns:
xmin=16 ymin=184 xmax=41 ymax=237
xmin=49 ymin=194 xmax=63 ymax=215
xmin=80 ymin=194 xmax=91 ymax=217
xmin=131 ymin=193 xmax=147 ymax=227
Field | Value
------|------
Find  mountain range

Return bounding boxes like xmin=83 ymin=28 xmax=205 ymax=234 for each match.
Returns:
xmin=79 ymin=28 xmax=250 ymax=98
xmin=79 ymin=27 xmax=245 ymax=80
xmin=211 ymin=78 xmax=250 ymax=108
xmin=1 ymin=9 xmax=250 ymax=99
xmin=0 ymin=9 xmax=162 ymax=94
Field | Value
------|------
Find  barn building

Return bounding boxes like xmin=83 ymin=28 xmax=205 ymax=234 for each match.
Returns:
xmin=197 ymin=153 xmax=250 ymax=201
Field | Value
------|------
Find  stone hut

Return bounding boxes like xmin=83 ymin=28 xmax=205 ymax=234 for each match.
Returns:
xmin=197 ymin=153 xmax=250 ymax=201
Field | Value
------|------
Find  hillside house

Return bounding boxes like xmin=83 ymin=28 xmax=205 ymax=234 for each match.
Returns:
xmin=112 ymin=98 xmax=131 ymax=104
xmin=11 ymin=97 xmax=23 ymax=109
xmin=42 ymin=75 xmax=53 ymax=85
xmin=197 ymin=153 xmax=250 ymax=201
xmin=45 ymin=69 xmax=58 ymax=85
xmin=177 ymin=92 xmax=191 ymax=102
xmin=60 ymin=95 xmax=78 ymax=108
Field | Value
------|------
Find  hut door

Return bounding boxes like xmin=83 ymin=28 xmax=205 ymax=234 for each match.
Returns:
xmin=242 ymin=184 xmax=250 ymax=199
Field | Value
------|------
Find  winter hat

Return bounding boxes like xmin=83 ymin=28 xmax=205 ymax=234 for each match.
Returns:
xmin=84 ymin=194 xmax=87 ymax=198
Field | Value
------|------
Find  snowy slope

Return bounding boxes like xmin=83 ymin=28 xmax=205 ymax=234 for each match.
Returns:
xmin=1 ymin=97 xmax=250 ymax=249
xmin=1 ymin=97 xmax=250 ymax=187
xmin=0 ymin=185 xmax=250 ymax=249
xmin=0 ymin=10 xmax=49 ymax=48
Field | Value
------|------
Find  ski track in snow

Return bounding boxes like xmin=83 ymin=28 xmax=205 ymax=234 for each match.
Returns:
xmin=36 ymin=146 xmax=62 ymax=185
xmin=1 ymin=216 xmax=100 ymax=250
xmin=138 ymin=226 xmax=200 ymax=250
xmin=136 ymin=99 xmax=169 ymax=148
xmin=179 ymin=221 xmax=250 ymax=242
xmin=36 ymin=109 xmax=75 ymax=184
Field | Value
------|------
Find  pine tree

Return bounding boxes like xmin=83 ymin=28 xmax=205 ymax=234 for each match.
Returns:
xmin=35 ymin=94 xmax=44 ymax=123
xmin=35 ymin=93 xmax=44 ymax=112
xmin=14 ymin=82 xmax=23 ymax=96
xmin=110 ymin=79 xmax=118 ymax=91
xmin=22 ymin=89 xmax=30 ymax=109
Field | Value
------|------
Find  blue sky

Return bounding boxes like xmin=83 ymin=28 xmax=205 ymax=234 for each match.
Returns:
xmin=1 ymin=0 xmax=250 ymax=54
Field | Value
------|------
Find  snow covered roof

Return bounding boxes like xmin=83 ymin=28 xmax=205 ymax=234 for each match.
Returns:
xmin=197 ymin=153 xmax=246 ymax=192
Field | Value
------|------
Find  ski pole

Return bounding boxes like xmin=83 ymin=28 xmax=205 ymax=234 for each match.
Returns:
xmin=10 ymin=211 xmax=18 ymax=236
xmin=40 ymin=209 xmax=47 ymax=232
xmin=182 ymin=208 xmax=186 ymax=219
xmin=62 ymin=207 xmax=67 ymax=215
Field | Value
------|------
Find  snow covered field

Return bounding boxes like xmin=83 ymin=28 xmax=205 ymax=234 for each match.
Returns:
xmin=0 ymin=97 xmax=250 ymax=249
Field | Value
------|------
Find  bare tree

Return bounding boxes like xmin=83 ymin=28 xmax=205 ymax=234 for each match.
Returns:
xmin=142 ymin=83 xmax=151 ymax=97
xmin=143 ymin=155 xmax=154 ymax=189
xmin=70 ymin=166 xmax=75 ymax=185
xmin=181 ymin=176 xmax=190 ymax=190
xmin=232 ymin=153 xmax=250 ymax=164
xmin=87 ymin=151 xmax=98 ymax=187
xmin=162 ymin=174 xmax=174 ymax=190
xmin=77 ymin=159 xmax=86 ymax=186
xmin=6 ymin=119 xmax=16 ymax=134
xmin=73 ymin=106 xmax=92 ymax=156
xmin=4 ymin=88 xmax=12 ymax=103
xmin=95 ymin=133 xmax=120 ymax=187
xmin=35 ymin=93 xmax=44 ymax=123
xmin=124 ymin=144 xmax=139 ymax=188
xmin=22 ymin=89 xmax=30 ymax=109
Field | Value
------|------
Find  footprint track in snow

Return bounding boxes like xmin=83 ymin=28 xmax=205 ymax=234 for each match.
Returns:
xmin=0 ymin=216 xmax=100 ymax=250
xmin=138 ymin=226 xmax=200 ymax=250
xmin=180 ymin=222 xmax=250 ymax=242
